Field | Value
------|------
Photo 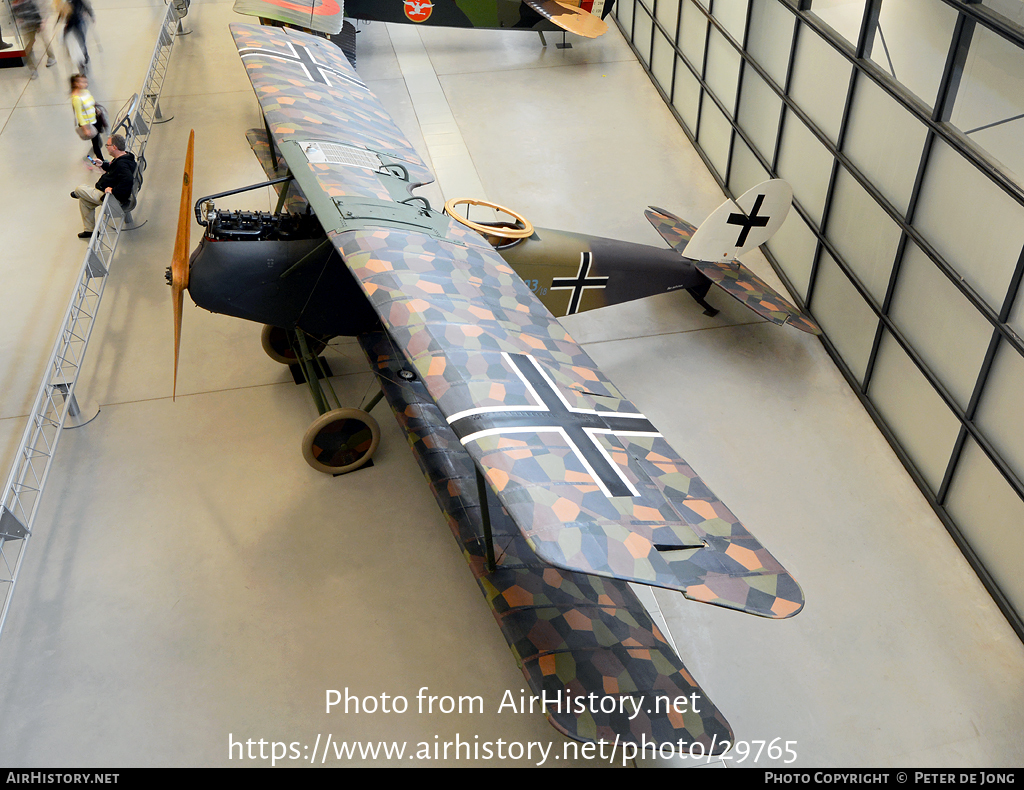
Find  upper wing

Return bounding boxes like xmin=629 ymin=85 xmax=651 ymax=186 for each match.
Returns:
xmin=360 ymin=330 xmax=734 ymax=750
xmin=246 ymin=127 xmax=310 ymax=214
xmin=231 ymin=23 xmax=803 ymax=618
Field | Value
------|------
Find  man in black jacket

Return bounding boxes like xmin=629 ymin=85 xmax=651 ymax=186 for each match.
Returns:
xmin=72 ymin=134 xmax=136 ymax=238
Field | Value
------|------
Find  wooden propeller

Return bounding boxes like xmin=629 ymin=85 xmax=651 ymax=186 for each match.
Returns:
xmin=171 ymin=129 xmax=194 ymax=401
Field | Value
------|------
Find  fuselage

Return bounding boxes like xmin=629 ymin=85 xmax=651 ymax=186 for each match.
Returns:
xmin=495 ymin=226 xmax=705 ymax=317
xmin=186 ymin=209 xmax=707 ymax=335
xmin=186 ymin=209 xmax=379 ymax=338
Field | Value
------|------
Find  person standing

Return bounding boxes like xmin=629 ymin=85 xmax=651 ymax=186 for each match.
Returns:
xmin=11 ymin=0 xmax=56 ymax=79
xmin=70 ymin=73 xmax=105 ymax=162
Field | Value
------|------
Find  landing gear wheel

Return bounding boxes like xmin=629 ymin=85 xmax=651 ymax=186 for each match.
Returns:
xmin=302 ymin=408 xmax=380 ymax=475
xmin=443 ymin=197 xmax=534 ymax=241
xmin=261 ymin=325 xmax=327 ymax=365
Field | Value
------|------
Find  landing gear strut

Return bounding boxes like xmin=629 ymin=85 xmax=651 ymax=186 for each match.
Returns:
xmin=261 ymin=325 xmax=326 ymax=365
xmin=262 ymin=324 xmax=382 ymax=475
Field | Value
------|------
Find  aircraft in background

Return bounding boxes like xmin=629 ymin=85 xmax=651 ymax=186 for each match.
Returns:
xmin=168 ymin=23 xmax=804 ymax=752
xmin=232 ymin=0 xmax=613 ymax=40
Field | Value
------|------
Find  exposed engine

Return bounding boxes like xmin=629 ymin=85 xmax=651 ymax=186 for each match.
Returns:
xmin=201 ymin=207 xmax=323 ymax=242
xmin=178 ymin=206 xmax=380 ymax=338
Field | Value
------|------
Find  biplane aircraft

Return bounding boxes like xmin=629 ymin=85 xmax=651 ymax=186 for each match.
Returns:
xmin=231 ymin=0 xmax=613 ymax=41
xmin=168 ymin=23 xmax=805 ymax=752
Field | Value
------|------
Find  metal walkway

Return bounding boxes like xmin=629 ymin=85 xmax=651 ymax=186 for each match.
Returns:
xmin=0 ymin=0 xmax=189 ymax=638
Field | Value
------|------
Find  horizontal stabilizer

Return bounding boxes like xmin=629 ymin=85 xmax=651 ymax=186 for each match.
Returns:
xmin=694 ymin=259 xmax=821 ymax=334
xmin=524 ymin=0 xmax=608 ymax=37
xmin=645 ymin=206 xmax=697 ymax=253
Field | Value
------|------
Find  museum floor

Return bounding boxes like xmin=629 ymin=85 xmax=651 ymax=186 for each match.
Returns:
xmin=0 ymin=1 xmax=1021 ymax=768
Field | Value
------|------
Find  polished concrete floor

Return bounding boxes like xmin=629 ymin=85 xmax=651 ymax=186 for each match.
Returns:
xmin=0 ymin=2 xmax=1022 ymax=769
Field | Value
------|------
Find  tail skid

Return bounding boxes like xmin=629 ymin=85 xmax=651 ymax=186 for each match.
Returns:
xmin=645 ymin=181 xmax=821 ymax=334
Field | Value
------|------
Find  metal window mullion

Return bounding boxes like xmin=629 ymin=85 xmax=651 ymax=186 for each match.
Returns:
xmin=767 ymin=67 xmax=1022 ymax=361
xmin=832 ymin=67 xmax=892 ymax=394
xmin=613 ymin=13 xmax=719 ymax=187
xmin=996 ymin=247 xmax=1024 ymax=336
xmin=818 ymin=285 xmax=1024 ymax=550
xmin=936 ymin=0 xmax=1024 ymax=50
xmin=690 ymin=0 xmax=751 ymax=56
xmin=833 ymin=347 xmax=1024 ymax=642
xmin=820 ymin=243 xmax=1024 ymax=509
xmin=811 ymin=214 xmax=995 ymax=451
xmin=775 ymin=1 xmax=1024 ymax=210
xmin=936 ymin=327 xmax=1001 ymax=504
xmin=896 ymin=113 xmax=963 ymax=508
xmin=856 ymin=0 xmax=883 ymax=60
xmin=903 ymin=221 xmax=1024 ymax=359
xmin=639 ymin=0 xmax=656 ymax=66
xmin=866 ymin=217 xmax=915 ymax=392
xmin=665 ymin=0 xmax=683 ymax=106
xmin=863 ymin=63 xmax=947 ymax=395
xmin=1 ymin=267 xmax=92 ymax=507
xmin=695 ymin=1 xmax=713 ymax=134
xmin=936 ymin=243 xmax=1024 ymax=502
xmin=935 ymin=10 xmax=976 ymax=124
xmin=720 ymin=0 xmax=756 ymax=187
xmin=6 ymin=262 xmax=112 ymax=528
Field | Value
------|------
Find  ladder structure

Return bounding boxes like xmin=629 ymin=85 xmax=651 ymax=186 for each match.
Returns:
xmin=0 ymin=0 xmax=189 ymax=637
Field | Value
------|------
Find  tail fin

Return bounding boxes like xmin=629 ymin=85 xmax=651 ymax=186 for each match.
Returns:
xmin=645 ymin=181 xmax=821 ymax=334
xmin=644 ymin=178 xmax=791 ymax=260
xmin=683 ymin=180 xmax=792 ymax=262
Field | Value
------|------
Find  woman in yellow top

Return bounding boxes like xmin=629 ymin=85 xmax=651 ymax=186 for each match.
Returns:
xmin=71 ymin=73 xmax=105 ymax=163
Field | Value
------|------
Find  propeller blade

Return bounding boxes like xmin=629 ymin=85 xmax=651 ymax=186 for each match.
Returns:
xmin=171 ymin=129 xmax=194 ymax=401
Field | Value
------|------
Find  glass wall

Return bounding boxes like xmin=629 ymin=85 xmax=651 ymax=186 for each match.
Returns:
xmin=613 ymin=0 xmax=1024 ymax=638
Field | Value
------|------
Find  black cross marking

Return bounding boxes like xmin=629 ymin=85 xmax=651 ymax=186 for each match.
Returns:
xmin=726 ymin=193 xmax=770 ymax=247
xmin=238 ymin=40 xmax=365 ymax=90
xmin=550 ymin=252 xmax=609 ymax=316
xmin=447 ymin=353 xmax=659 ymax=499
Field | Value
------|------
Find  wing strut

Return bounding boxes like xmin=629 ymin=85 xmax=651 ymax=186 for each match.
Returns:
xmin=475 ymin=468 xmax=497 ymax=571
xmin=263 ymin=113 xmax=278 ymax=172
